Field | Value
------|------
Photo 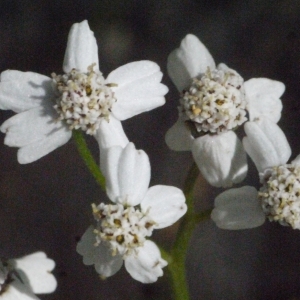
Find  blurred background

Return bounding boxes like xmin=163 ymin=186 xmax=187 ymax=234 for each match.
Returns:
xmin=0 ymin=0 xmax=300 ymax=299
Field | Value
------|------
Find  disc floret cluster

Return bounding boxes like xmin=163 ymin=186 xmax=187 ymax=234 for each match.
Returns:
xmin=179 ymin=67 xmax=247 ymax=134
xmin=53 ymin=64 xmax=117 ymax=135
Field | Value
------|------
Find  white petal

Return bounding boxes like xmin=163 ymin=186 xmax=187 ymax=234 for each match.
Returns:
xmin=104 ymin=143 xmax=151 ymax=206
xmin=94 ymin=248 xmax=123 ymax=278
xmin=192 ymin=132 xmax=247 ymax=188
xmin=17 ymin=128 xmax=71 ymax=164
xmin=3 ymin=278 xmax=40 ymax=300
xmin=167 ymin=34 xmax=216 ymax=91
xmin=243 ymin=118 xmax=291 ymax=172
xmin=95 ymin=115 xmax=129 ymax=151
xmin=106 ymin=61 xmax=167 ymax=120
xmin=0 ymin=70 xmax=53 ymax=113
xmin=245 ymin=78 xmax=284 ymax=123
xmin=124 ymin=240 xmax=167 ymax=283
xmin=1 ymin=106 xmax=71 ymax=164
xmin=76 ymin=226 xmax=123 ymax=278
xmin=292 ymin=154 xmax=300 ymax=167
xmin=141 ymin=185 xmax=187 ymax=229
xmin=100 ymin=146 xmax=123 ymax=202
xmin=211 ymin=186 xmax=265 ymax=230
xmin=76 ymin=226 xmax=98 ymax=265
xmin=1 ymin=105 xmax=63 ymax=147
xmin=165 ymin=118 xmax=194 ymax=151
xmin=12 ymin=252 xmax=57 ymax=294
xmin=63 ymin=20 xmax=99 ymax=73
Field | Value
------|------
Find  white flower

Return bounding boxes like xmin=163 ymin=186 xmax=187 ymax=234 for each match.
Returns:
xmin=77 ymin=143 xmax=187 ymax=283
xmin=0 ymin=252 xmax=57 ymax=299
xmin=165 ymin=34 xmax=285 ymax=187
xmin=211 ymin=123 xmax=299 ymax=230
xmin=0 ymin=20 xmax=168 ymax=163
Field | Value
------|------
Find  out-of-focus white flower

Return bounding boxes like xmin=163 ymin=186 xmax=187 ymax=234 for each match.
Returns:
xmin=165 ymin=34 xmax=285 ymax=187
xmin=77 ymin=143 xmax=187 ymax=283
xmin=0 ymin=252 xmax=57 ymax=299
xmin=0 ymin=20 xmax=168 ymax=163
xmin=212 ymin=127 xmax=300 ymax=230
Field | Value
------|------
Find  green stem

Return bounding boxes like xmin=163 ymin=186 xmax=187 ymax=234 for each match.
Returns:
xmin=167 ymin=163 xmax=200 ymax=300
xmin=72 ymin=130 xmax=106 ymax=191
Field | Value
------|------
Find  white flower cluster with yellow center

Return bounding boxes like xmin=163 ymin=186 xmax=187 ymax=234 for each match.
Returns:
xmin=179 ymin=67 xmax=247 ymax=134
xmin=92 ymin=203 xmax=155 ymax=257
xmin=53 ymin=64 xmax=117 ymax=135
xmin=259 ymin=164 xmax=300 ymax=229
xmin=77 ymin=143 xmax=187 ymax=283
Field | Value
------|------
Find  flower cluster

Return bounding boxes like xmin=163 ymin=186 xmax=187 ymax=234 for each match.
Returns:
xmin=165 ymin=34 xmax=285 ymax=188
xmin=211 ymin=117 xmax=295 ymax=230
xmin=0 ymin=16 xmax=298 ymax=300
xmin=0 ymin=19 xmax=175 ymax=293
xmin=0 ymin=20 xmax=168 ymax=163
xmin=77 ymin=143 xmax=187 ymax=283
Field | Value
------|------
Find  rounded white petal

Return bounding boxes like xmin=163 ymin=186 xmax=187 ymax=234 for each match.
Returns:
xmin=245 ymin=78 xmax=284 ymax=123
xmin=1 ymin=105 xmax=63 ymax=147
xmin=17 ymin=128 xmax=71 ymax=164
xmin=94 ymin=248 xmax=123 ymax=278
xmin=124 ymin=240 xmax=167 ymax=283
xmin=0 ymin=70 xmax=53 ymax=113
xmin=167 ymin=34 xmax=216 ymax=92
xmin=165 ymin=118 xmax=194 ymax=151
xmin=104 ymin=143 xmax=151 ymax=206
xmin=292 ymin=154 xmax=300 ymax=167
xmin=1 ymin=106 xmax=71 ymax=164
xmin=100 ymin=146 xmax=123 ymax=202
xmin=106 ymin=61 xmax=167 ymax=120
xmin=76 ymin=226 xmax=123 ymax=278
xmin=63 ymin=20 xmax=99 ymax=73
xmin=4 ymin=278 xmax=40 ymax=299
xmin=243 ymin=118 xmax=291 ymax=172
xmin=95 ymin=115 xmax=129 ymax=151
xmin=12 ymin=252 xmax=57 ymax=294
xmin=192 ymin=132 xmax=248 ymax=188
xmin=76 ymin=226 xmax=98 ymax=266
xmin=211 ymin=186 xmax=265 ymax=230
xmin=141 ymin=185 xmax=187 ymax=229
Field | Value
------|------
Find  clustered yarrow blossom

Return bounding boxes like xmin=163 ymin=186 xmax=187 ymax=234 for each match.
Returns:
xmin=52 ymin=63 xmax=117 ymax=135
xmin=0 ymin=20 xmax=168 ymax=163
xmin=179 ymin=65 xmax=247 ymax=134
xmin=77 ymin=143 xmax=187 ymax=283
xmin=211 ymin=117 xmax=300 ymax=230
xmin=0 ymin=16 xmax=297 ymax=296
xmin=0 ymin=252 xmax=56 ymax=299
xmin=260 ymin=161 xmax=300 ymax=228
xmin=165 ymin=34 xmax=285 ymax=188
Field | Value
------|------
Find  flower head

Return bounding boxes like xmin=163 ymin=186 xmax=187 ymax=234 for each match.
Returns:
xmin=52 ymin=64 xmax=117 ymax=135
xmin=165 ymin=34 xmax=285 ymax=187
xmin=0 ymin=20 xmax=168 ymax=163
xmin=77 ymin=143 xmax=187 ymax=283
xmin=180 ymin=64 xmax=247 ymax=135
xmin=211 ymin=161 xmax=300 ymax=231
xmin=259 ymin=161 xmax=300 ymax=229
xmin=0 ymin=252 xmax=57 ymax=299
xmin=211 ymin=123 xmax=300 ymax=230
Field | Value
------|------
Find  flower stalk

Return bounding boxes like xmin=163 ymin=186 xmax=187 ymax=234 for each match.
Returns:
xmin=165 ymin=163 xmax=211 ymax=300
xmin=72 ymin=130 xmax=106 ymax=191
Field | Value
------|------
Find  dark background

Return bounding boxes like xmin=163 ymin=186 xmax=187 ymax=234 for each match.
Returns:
xmin=0 ymin=1 xmax=300 ymax=299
